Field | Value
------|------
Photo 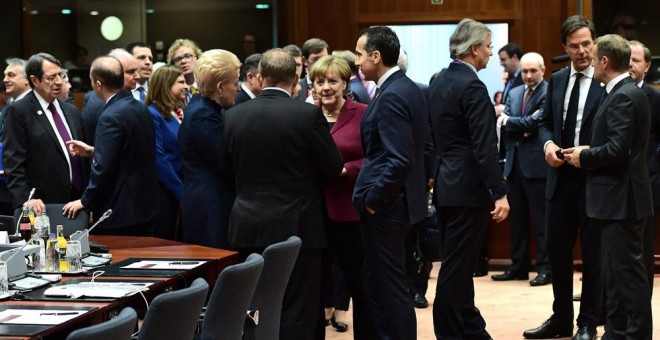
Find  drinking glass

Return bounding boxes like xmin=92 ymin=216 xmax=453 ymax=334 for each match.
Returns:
xmin=66 ymin=241 xmax=83 ymax=273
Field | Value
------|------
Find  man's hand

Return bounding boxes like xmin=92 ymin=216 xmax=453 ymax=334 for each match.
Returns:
xmin=544 ymin=142 xmax=565 ymax=168
xmin=563 ymin=146 xmax=589 ymax=168
xmin=66 ymin=140 xmax=94 ymax=158
xmin=494 ymin=104 xmax=505 ymax=117
xmin=490 ymin=196 xmax=509 ymax=222
xmin=25 ymin=199 xmax=46 ymax=215
xmin=62 ymin=200 xmax=84 ymax=219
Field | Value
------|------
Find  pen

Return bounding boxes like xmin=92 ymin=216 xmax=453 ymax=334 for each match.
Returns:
xmin=168 ymin=261 xmax=199 ymax=265
xmin=40 ymin=312 xmax=80 ymax=316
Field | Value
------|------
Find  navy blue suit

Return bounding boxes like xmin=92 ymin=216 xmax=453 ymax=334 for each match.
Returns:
xmin=82 ymin=90 xmax=158 ymax=232
xmin=81 ymin=90 xmax=104 ymax=144
xmin=537 ymin=66 xmax=604 ymax=329
xmin=502 ymin=82 xmax=549 ymax=276
xmin=429 ymin=61 xmax=507 ymax=340
xmin=353 ymin=69 xmax=428 ymax=339
xmin=349 ymin=77 xmax=370 ymax=105
xmin=178 ymin=94 xmax=235 ymax=248
xmin=233 ymin=88 xmax=252 ymax=106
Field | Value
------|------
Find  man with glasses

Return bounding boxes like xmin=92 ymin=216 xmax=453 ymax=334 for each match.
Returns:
xmin=2 ymin=53 xmax=86 ymax=214
xmin=167 ymin=39 xmax=202 ymax=106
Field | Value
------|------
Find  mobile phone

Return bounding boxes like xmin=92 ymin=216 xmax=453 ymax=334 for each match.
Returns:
xmin=555 ymin=148 xmax=564 ymax=160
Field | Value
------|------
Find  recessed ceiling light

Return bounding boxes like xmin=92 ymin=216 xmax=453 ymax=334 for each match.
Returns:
xmin=90 ymin=11 xmax=99 ymax=16
xmin=29 ymin=10 xmax=38 ymax=15
xmin=61 ymin=9 xmax=72 ymax=15
xmin=255 ymin=4 xmax=269 ymax=9
xmin=146 ymin=8 xmax=155 ymax=14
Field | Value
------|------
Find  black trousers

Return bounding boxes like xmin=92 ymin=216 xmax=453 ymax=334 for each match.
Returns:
xmin=433 ymin=206 xmax=491 ymax=340
xmin=643 ymin=210 xmax=657 ymax=296
xmin=546 ymin=166 xmax=603 ymax=328
xmin=506 ymin=155 xmax=549 ymax=274
xmin=360 ymin=198 xmax=416 ymax=340
xmin=600 ymin=218 xmax=652 ymax=340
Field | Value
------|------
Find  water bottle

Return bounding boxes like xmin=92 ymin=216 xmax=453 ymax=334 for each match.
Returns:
xmin=38 ymin=211 xmax=51 ymax=237
xmin=46 ymin=233 xmax=60 ymax=272
xmin=56 ymin=225 xmax=68 ymax=272
xmin=29 ymin=231 xmax=45 ymax=272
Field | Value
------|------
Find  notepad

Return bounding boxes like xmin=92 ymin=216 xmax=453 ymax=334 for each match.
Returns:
xmin=0 ymin=308 xmax=87 ymax=325
xmin=43 ymin=282 xmax=152 ymax=299
xmin=120 ymin=260 xmax=206 ymax=270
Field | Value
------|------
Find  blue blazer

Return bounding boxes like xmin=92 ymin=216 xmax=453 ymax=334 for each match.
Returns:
xmin=353 ymin=70 xmax=429 ymax=224
xmin=502 ymin=81 xmax=548 ymax=179
xmin=81 ymin=90 xmax=159 ymax=229
xmin=148 ymin=105 xmax=183 ymax=202
xmin=349 ymin=77 xmax=371 ymax=105
xmin=81 ymin=91 xmax=105 ymax=144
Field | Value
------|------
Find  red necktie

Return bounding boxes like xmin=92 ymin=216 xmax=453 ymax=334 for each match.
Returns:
xmin=521 ymin=87 xmax=532 ymax=115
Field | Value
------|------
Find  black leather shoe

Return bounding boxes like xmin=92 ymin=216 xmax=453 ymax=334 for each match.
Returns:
xmin=491 ymin=270 xmax=528 ymax=281
xmin=331 ymin=316 xmax=348 ymax=332
xmin=572 ymin=326 xmax=596 ymax=340
xmin=529 ymin=273 xmax=552 ymax=286
xmin=523 ymin=318 xmax=573 ymax=339
xmin=473 ymin=257 xmax=489 ymax=277
xmin=413 ymin=293 xmax=429 ymax=308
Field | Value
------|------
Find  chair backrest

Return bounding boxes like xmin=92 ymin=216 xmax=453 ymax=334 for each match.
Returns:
xmin=13 ymin=204 xmax=89 ymax=237
xmin=245 ymin=236 xmax=302 ymax=340
xmin=200 ymin=253 xmax=264 ymax=340
xmin=66 ymin=307 xmax=137 ymax=340
xmin=137 ymin=277 xmax=209 ymax=340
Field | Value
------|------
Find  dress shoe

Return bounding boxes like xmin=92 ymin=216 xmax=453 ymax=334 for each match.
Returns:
xmin=529 ymin=273 xmax=552 ymax=286
xmin=491 ymin=270 xmax=528 ymax=281
xmin=572 ymin=326 xmax=596 ymax=340
xmin=523 ymin=318 xmax=573 ymax=339
xmin=413 ymin=293 xmax=429 ymax=308
xmin=331 ymin=316 xmax=348 ymax=332
xmin=473 ymin=257 xmax=489 ymax=277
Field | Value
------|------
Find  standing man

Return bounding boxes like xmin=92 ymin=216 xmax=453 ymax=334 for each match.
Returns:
xmin=563 ymin=34 xmax=652 ymax=340
xmin=295 ymin=38 xmax=329 ymax=102
xmin=63 ymin=56 xmax=158 ymax=235
xmin=2 ymin=53 xmax=85 ymax=213
xmin=126 ymin=42 xmax=153 ymax=102
xmin=525 ymin=15 xmax=604 ymax=340
xmin=429 ymin=19 xmax=509 ymax=340
xmin=221 ymin=49 xmax=342 ymax=340
xmin=629 ymin=40 xmax=660 ymax=294
xmin=353 ymin=26 xmax=428 ymax=339
xmin=499 ymin=43 xmax=524 ymax=104
xmin=234 ymin=53 xmax=262 ymax=106
xmin=493 ymin=52 xmax=550 ymax=286
xmin=168 ymin=39 xmax=202 ymax=105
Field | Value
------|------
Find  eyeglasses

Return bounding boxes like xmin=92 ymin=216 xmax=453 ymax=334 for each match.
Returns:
xmin=42 ymin=72 xmax=64 ymax=83
xmin=172 ymin=53 xmax=195 ymax=64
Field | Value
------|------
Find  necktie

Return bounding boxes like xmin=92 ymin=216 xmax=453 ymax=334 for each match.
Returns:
xmin=521 ymin=87 xmax=532 ymax=115
xmin=137 ymin=87 xmax=145 ymax=102
xmin=503 ymin=78 xmax=514 ymax=103
xmin=189 ymin=86 xmax=197 ymax=95
xmin=599 ymin=90 xmax=608 ymax=105
xmin=374 ymin=87 xmax=381 ymax=99
xmin=561 ymin=73 xmax=583 ymax=148
xmin=48 ymin=102 xmax=82 ymax=191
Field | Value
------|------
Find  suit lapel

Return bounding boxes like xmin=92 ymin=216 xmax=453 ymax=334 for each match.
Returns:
xmin=331 ymin=100 xmax=356 ymax=134
xmin=591 ymin=77 xmax=633 ymax=125
xmin=554 ymin=69 xmax=570 ymax=132
xmin=524 ymin=81 xmax=546 ymax=116
xmin=581 ymin=77 xmax=605 ymax=125
xmin=28 ymin=94 xmax=65 ymax=158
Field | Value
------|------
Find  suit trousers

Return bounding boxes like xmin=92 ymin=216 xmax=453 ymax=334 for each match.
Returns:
xmin=600 ymin=218 xmax=652 ymax=340
xmin=506 ymin=155 xmax=549 ymax=274
xmin=546 ymin=166 xmax=603 ymax=328
xmin=360 ymin=197 xmax=416 ymax=340
xmin=643 ymin=211 xmax=657 ymax=296
xmin=433 ymin=206 xmax=491 ymax=340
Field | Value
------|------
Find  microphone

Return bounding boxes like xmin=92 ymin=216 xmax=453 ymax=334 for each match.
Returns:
xmin=551 ymin=55 xmax=571 ymax=64
xmin=27 ymin=188 xmax=36 ymax=202
xmin=87 ymin=209 xmax=112 ymax=234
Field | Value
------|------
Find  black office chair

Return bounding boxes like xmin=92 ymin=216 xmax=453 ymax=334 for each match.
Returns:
xmin=137 ymin=277 xmax=209 ymax=340
xmin=66 ymin=307 xmax=137 ymax=340
xmin=13 ymin=203 xmax=89 ymax=237
xmin=243 ymin=236 xmax=302 ymax=340
xmin=199 ymin=253 xmax=264 ymax=340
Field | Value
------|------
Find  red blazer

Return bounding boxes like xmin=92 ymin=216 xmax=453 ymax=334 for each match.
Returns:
xmin=325 ymin=98 xmax=367 ymax=221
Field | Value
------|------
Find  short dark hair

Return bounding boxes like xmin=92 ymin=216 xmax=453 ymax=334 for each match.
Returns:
xmin=561 ymin=15 xmax=596 ymax=45
xmin=282 ymin=44 xmax=302 ymax=57
xmin=301 ymin=38 xmax=328 ymax=59
xmin=126 ymin=42 xmax=152 ymax=55
xmin=91 ymin=56 xmax=124 ymax=91
xmin=359 ymin=26 xmax=400 ymax=67
xmin=241 ymin=53 xmax=262 ymax=81
xmin=259 ymin=48 xmax=296 ymax=87
xmin=25 ymin=53 xmax=61 ymax=88
xmin=498 ymin=43 xmax=522 ymax=59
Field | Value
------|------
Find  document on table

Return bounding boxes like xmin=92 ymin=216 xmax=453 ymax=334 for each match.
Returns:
xmin=121 ymin=260 xmax=207 ymax=270
xmin=0 ymin=309 xmax=88 ymax=325
xmin=43 ymin=282 xmax=153 ymax=299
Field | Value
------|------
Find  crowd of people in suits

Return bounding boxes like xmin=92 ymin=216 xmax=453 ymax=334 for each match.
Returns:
xmin=0 ymin=13 xmax=658 ymax=340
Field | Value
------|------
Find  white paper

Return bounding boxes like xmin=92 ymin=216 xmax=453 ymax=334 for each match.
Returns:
xmin=121 ymin=260 xmax=206 ymax=270
xmin=0 ymin=232 xmax=8 ymax=244
xmin=44 ymin=282 xmax=152 ymax=299
xmin=0 ymin=308 xmax=87 ymax=325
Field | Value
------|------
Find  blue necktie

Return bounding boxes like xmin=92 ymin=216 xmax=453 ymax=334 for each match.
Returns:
xmin=137 ymin=87 xmax=146 ymax=102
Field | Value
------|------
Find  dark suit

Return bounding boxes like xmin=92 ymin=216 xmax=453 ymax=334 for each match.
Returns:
xmin=349 ymin=77 xmax=370 ymax=105
xmin=221 ymin=88 xmax=342 ymax=340
xmin=580 ymin=76 xmax=652 ymax=339
xmin=502 ymin=70 xmax=524 ymax=104
xmin=2 ymin=91 xmax=86 ymax=208
xmin=233 ymin=87 xmax=252 ymax=106
xmin=537 ymin=66 xmax=604 ymax=329
xmin=429 ymin=61 xmax=507 ymax=340
xmin=641 ymin=82 xmax=660 ymax=293
xmin=353 ymin=69 xmax=428 ymax=339
xmin=81 ymin=90 xmax=104 ymax=144
xmin=295 ymin=77 xmax=311 ymax=102
xmin=179 ymin=94 xmax=235 ymax=248
xmin=502 ymin=82 xmax=549 ymax=275
xmin=81 ymin=90 xmax=158 ymax=233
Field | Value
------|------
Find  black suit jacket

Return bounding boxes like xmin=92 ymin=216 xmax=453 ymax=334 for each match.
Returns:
xmin=81 ymin=90 xmax=104 ymax=144
xmin=538 ymin=67 xmax=604 ymax=199
xmin=81 ymin=90 xmax=159 ymax=229
xmin=294 ymin=77 xmax=311 ymax=102
xmin=233 ymin=88 xmax=252 ymax=106
xmin=221 ymin=89 xmax=342 ymax=250
xmin=2 ymin=91 xmax=86 ymax=207
xmin=641 ymin=83 xmax=660 ymax=207
xmin=503 ymin=81 xmax=548 ymax=179
xmin=349 ymin=77 xmax=371 ymax=105
xmin=581 ymin=77 xmax=653 ymax=220
xmin=430 ymin=62 xmax=507 ymax=207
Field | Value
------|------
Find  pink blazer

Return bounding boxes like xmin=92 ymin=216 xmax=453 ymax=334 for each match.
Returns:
xmin=325 ymin=98 xmax=367 ymax=221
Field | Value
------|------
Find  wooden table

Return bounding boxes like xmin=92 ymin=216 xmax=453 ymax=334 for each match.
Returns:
xmin=0 ymin=236 xmax=238 ymax=340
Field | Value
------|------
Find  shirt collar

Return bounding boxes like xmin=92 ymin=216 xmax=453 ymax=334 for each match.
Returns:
xmin=570 ymin=64 xmax=594 ymax=79
xmin=263 ymin=86 xmax=291 ymax=97
xmin=606 ymin=72 xmax=629 ymax=94
xmin=377 ymin=66 xmax=400 ymax=88
xmin=14 ymin=89 xmax=32 ymax=102
xmin=637 ymin=80 xmax=644 ymax=88
xmin=241 ymin=83 xmax=256 ymax=99
xmin=33 ymin=90 xmax=60 ymax=113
